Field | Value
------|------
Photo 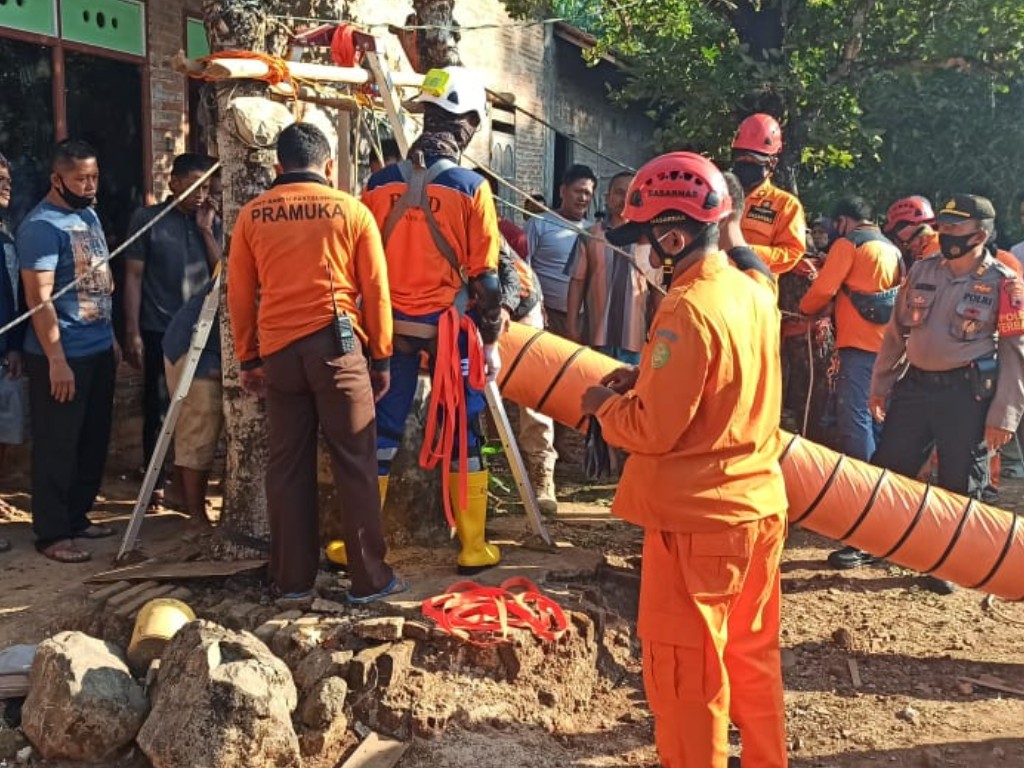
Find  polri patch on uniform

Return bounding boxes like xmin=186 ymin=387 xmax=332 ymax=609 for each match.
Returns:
xmin=651 ymin=340 xmax=672 ymax=369
xmin=998 ymin=279 xmax=1024 ymax=336
xmin=746 ymin=203 xmax=778 ymax=225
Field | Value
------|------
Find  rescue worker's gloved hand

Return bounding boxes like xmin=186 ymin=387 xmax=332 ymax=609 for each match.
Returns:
xmin=470 ymin=270 xmax=503 ymax=344
xmin=483 ymin=343 xmax=501 ymax=382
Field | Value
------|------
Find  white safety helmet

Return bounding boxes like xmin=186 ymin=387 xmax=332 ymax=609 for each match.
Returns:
xmin=415 ymin=66 xmax=488 ymax=122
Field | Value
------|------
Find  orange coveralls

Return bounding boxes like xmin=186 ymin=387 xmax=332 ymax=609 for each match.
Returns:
xmin=595 ymin=251 xmax=789 ymax=768
xmin=741 ymin=179 xmax=807 ymax=275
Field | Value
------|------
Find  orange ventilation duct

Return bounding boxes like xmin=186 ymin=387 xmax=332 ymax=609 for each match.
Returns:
xmin=497 ymin=323 xmax=1024 ymax=601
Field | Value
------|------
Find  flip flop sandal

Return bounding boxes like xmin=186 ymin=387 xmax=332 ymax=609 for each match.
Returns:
xmin=76 ymin=524 xmax=116 ymax=539
xmin=347 ymin=575 xmax=409 ymax=605
xmin=41 ymin=542 xmax=91 ymax=564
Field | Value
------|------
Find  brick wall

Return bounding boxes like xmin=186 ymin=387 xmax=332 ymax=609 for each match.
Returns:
xmin=147 ymin=0 xmax=203 ymax=202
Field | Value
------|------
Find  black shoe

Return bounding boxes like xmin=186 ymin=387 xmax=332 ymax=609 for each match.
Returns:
xmin=827 ymin=546 xmax=879 ymax=570
xmin=727 ymin=757 xmax=741 ymax=768
xmin=922 ymin=576 xmax=956 ymax=595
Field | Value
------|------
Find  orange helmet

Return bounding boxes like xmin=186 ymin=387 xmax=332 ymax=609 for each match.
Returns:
xmin=732 ymin=114 xmax=783 ymax=156
xmin=625 ymin=152 xmax=731 ymax=224
xmin=884 ymin=195 xmax=935 ymax=235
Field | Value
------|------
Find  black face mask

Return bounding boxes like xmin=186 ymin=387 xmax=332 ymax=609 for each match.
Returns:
xmin=56 ymin=178 xmax=95 ymax=210
xmin=939 ymin=232 xmax=979 ymax=260
xmin=732 ymin=161 xmax=769 ymax=191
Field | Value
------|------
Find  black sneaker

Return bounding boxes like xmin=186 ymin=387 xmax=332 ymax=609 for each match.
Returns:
xmin=827 ymin=546 xmax=880 ymax=570
xmin=921 ymin=576 xmax=956 ymax=595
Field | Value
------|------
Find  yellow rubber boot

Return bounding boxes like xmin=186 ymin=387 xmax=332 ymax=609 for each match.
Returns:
xmin=451 ymin=471 xmax=501 ymax=574
xmin=325 ymin=476 xmax=389 ymax=567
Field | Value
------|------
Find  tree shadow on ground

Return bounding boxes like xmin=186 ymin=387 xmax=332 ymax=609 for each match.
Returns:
xmin=783 ymin=641 xmax=1024 ymax=702
xmin=789 ymin=736 xmax=1024 ymax=767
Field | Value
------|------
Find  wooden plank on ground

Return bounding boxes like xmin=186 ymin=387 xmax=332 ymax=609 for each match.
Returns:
xmin=115 ymin=584 xmax=178 ymax=617
xmin=106 ymin=581 xmax=161 ymax=609
xmin=86 ymin=559 xmax=267 ymax=584
xmin=847 ymin=658 xmax=862 ymax=689
xmin=959 ymin=676 xmax=1024 ymax=698
xmin=90 ymin=581 xmax=133 ymax=602
xmin=340 ymin=731 xmax=409 ymax=768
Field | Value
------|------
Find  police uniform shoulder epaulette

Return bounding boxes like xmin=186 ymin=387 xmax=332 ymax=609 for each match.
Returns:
xmin=990 ymin=259 xmax=1019 ymax=281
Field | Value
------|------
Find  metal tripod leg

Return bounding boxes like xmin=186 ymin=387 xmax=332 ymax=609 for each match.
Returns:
xmin=116 ymin=273 xmax=223 ymax=561
xmin=484 ymin=380 xmax=553 ymax=547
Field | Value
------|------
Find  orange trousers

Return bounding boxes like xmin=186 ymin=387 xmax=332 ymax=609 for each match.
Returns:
xmin=639 ymin=514 xmax=787 ymax=768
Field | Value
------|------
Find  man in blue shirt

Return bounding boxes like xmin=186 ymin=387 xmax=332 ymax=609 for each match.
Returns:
xmin=524 ymin=164 xmax=596 ymax=337
xmin=17 ymin=139 xmax=118 ymax=563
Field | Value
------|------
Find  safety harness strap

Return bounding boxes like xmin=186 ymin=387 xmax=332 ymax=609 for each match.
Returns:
xmin=381 ymin=156 xmax=468 ymax=286
xmin=422 ymin=577 xmax=568 ymax=646
xmin=417 ymin=306 xmax=485 ymax=525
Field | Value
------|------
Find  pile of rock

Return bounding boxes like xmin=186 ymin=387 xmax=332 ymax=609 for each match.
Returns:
xmin=3 ymin=594 xmax=603 ymax=767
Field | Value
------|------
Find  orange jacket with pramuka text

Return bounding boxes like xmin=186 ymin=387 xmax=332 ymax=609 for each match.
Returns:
xmin=596 ymin=251 xmax=788 ymax=532
xmin=227 ymin=176 xmax=393 ymax=365
xmin=799 ymin=227 xmax=903 ymax=353
xmin=361 ymin=160 xmax=500 ymax=317
xmin=741 ymin=179 xmax=807 ymax=275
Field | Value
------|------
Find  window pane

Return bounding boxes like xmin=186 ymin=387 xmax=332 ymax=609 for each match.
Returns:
xmin=0 ymin=39 xmax=55 ymax=229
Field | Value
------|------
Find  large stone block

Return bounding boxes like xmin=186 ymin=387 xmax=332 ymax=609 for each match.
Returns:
xmin=21 ymin=631 xmax=148 ymax=762
xmin=136 ymin=621 xmax=300 ymax=768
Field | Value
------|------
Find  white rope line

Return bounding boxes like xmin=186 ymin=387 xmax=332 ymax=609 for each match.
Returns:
xmin=0 ymin=162 xmax=222 ymax=339
xmin=462 ymin=151 xmax=667 ymax=296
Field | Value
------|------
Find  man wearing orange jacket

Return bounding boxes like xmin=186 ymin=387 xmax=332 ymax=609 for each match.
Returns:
xmin=361 ymin=66 xmax=504 ymax=573
xmin=582 ymin=152 xmax=788 ymax=768
xmin=732 ymin=113 xmax=806 ymax=275
xmin=799 ymin=197 xmax=903 ymax=571
xmin=227 ymin=123 xmax=403 ymax=604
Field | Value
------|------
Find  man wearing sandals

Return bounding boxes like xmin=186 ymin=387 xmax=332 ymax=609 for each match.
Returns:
xmin=17 ymin=140 xmax=118 ymax=563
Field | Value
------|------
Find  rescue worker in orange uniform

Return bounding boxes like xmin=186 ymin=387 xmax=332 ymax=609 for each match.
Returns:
xmin=227 ymin=123 xmax=402 ymax=603
xmin=581 ymin=152 xmax=789 ymax=768
xmin=361 ymin=66 xmax=504 ymax=573
xmin=798 ymin=197 xmax=903 ymax=572
xmin=884 ymin=195 xmax=940 ymax=268
xmin=732 ymin=113 xmax=806 ymax=275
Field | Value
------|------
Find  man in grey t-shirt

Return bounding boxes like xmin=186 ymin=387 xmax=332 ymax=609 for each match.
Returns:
xmin=525 ymin=164 xmax=595 ymax=337
xmin=123 ymin=153 xmax=220 ymax=484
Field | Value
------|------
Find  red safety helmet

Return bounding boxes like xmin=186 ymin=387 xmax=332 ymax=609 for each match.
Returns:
xmin=732 ymin=113 xmax=783 ymax=156
xmin=884 ymin=195 xmax=935 ymax=235
xmin=626 ymin=152 xmax=732 ymax=225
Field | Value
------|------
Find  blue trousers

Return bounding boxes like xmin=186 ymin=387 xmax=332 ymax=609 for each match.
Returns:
xmin=375 ymin=319 xmax=486 ymax=476
xmin=834 ymin=348 xmax=882 ymax=462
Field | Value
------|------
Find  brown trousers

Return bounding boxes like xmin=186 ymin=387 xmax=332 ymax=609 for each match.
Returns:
xmin=264 ymin=325 xmax=393 ymax=596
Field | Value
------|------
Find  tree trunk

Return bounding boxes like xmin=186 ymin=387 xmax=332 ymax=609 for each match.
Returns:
xmin=202 ymin=0 xmax=348 ymax=556
xmin=411 ymin=0 xmax=462 ymax=69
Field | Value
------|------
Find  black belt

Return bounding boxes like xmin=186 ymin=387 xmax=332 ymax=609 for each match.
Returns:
xmin=905 ymin=365 xmax=972 ymax=387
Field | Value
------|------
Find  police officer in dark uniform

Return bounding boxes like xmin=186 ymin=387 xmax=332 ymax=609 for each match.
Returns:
xmin=829 ymin=195 xmax=1024 ymax=593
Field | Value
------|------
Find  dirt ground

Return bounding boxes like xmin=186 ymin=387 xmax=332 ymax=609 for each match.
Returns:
xmin=1 ymin=446 xmax=1023 ymax=768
